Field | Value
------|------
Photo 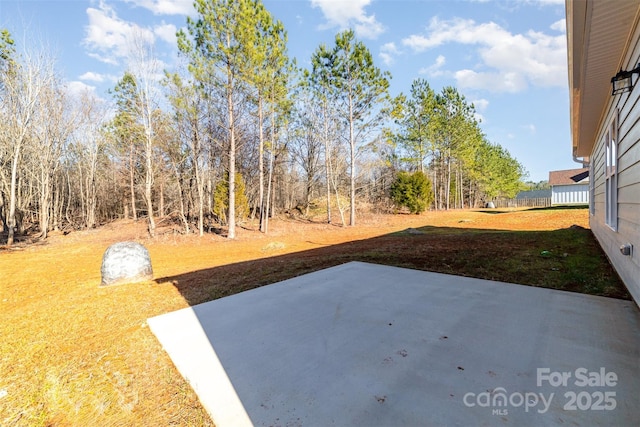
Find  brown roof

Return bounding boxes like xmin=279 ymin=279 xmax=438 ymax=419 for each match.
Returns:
xmin=548 ymin=168 xmax=589 ymax=186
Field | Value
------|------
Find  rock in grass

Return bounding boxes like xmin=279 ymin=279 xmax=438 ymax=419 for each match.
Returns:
xmin=263 ymin=241 xmax=286 ymax=251
xmin=101 ymin=241 xmax=153 ymax=286
xmin=406 ymin=228 xmax=424 ymax=235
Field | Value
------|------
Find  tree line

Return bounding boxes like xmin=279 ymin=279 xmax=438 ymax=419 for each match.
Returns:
xmin=0 ymin=0 xmax=525 ymax=245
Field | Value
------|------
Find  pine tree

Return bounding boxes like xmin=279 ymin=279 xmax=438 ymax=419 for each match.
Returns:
xmin=245 ymin=1 xmax=290 ymax=233
xmin=178 ymin=0 xmax=260 ymax=239
xmin=392 ymin=79 xmax=437 ymax=173
xmin=110 ymin=72 xmax=145 ymax=222
xmin=321 ymin=30 xmax=390 ymax=226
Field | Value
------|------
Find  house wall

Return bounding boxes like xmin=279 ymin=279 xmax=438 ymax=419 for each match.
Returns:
xmin=590 ymin=16 xmax=640 ymax=304
xmin=551 ymin=184 xmax=589 ymax=205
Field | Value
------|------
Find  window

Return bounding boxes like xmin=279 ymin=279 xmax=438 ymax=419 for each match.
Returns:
xmin=589 ymin=161 xmax=595 ymax=216
xmin=604 ymin=111 xmax=618 ymax=230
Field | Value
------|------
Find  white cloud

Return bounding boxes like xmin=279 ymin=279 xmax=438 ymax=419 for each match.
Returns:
xmin=154 ymin=22 xmax=177 ymax=45
xmin=379 ymin=42 xmax=399 ymax=66
xmin=419 ymin=54 xmax=446 ymax=77
xmin=508 ymin=0 xmax=564 ymax=5
xmin=402 ymin=17 xmax=567 ymax=93
xmin=402 ymin=18 xmax=513 ymax=53
xmin=523 ymin=123 xmax=537 ymax=134
xmin=471 ymin=98 xmax=488 ymax=123
xmin=79 ymin=71 xmax=106 ymax=82
xmin=550 ymin=19 xmax=566 ymax=32
xmin=403 ymin=33 xmax=442 ymax=52
xmin=137 ymin=57 xmax=169 ymax=83
xmin=123 ymin=0 xmax=193 ymax=15
xmin=531 ymin=0 xmax=564 ymax=5
xmin=354 ymin=14 xmax=385 ymax=40
xmin=83 ymin=2 xmax=155 ymax=65
xmin=311 ymin=0 xmax=385 ymax=39
xmin=66 ymin=81 xmax=96 ymax=97
xmin=472 ymin=98 xmax=489 ymax=111
xmin=455 ymin=69 xmax=528 ymax=93
xmin=79 ymin=71 xmax=119 ymax=84
xmin=87 ymin=52 xmax=118 ymax=66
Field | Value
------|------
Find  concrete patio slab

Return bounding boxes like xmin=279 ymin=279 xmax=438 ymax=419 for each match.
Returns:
xmin=148 ymin=262 xmax=640 ymax=426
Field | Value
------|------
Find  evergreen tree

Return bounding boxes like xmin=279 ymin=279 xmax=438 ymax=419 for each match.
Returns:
xmin=392 ymin=79 xmax=437 ymax=173
xmin=178 ymin=0 xmax=260 ymax=239
xmin=245 ymin=1 xmax=289 ymax=233
xmin=321 ymin=29 xmax=390 ymax=226
xmin=214 ymin=172 xmax=249 ymax=225
xmin=390 ymin=171 xmax=434 ymax=214
xmin=109 ymin=72 xmax=145 ymax=221
xmin=306 ymin=43 xmax=340 ymax=224
xmin=473 ymin=140 xmax=526 ymax=200
xmin=432 ymin=86 xmax=482 ymax=209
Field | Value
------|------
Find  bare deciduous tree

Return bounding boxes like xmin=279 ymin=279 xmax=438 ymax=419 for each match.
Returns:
xmin=71 ymin=90 xmax=108 ymax=229
xmin=127 ymin=31 xmax=161 ymax=237
xmin=0 ymin=34 xmax=56 ymax=245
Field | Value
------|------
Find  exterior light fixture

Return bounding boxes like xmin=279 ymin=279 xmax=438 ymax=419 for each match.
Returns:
xmin=620 ymin=243 xmax=633 ymax=257
xmin=611 ymin=63 xmax=640 ymax=95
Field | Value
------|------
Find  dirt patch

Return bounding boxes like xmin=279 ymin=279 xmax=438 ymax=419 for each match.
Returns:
xmin=0 ymin=207 xmax=626 ymax=426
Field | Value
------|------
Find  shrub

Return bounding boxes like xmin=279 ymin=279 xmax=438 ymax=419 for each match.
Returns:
xmin=213 ymin=172 xmax=249 ymax=225
xmin=390 ymin=171 xmax=434 ymax=214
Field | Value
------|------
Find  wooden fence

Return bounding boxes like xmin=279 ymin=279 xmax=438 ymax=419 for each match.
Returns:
xmin=489 ymin=197 xmax=552 ymax=208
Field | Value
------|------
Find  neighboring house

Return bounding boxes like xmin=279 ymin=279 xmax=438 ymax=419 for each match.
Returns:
xmin=515 ymin=189 xmax=552 ymax=200
xmin=567 ymin=0 xmax=640 ymax=304
xmin=548 ymin=168 xmax=589 ymax=205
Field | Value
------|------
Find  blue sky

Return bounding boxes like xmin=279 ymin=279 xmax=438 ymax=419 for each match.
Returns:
xmin=1 ymin=0 xmax=572 ymax=182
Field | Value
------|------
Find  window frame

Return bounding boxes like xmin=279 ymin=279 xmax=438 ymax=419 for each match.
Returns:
xmin=589 ymin=161 xmax=595 ymax=216
xmin=604 ymin=110 xmax=618 ymax=230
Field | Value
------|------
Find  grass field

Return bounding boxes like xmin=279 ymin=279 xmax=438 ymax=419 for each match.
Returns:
xmin=0 ymin=206 xmax=629 ymax=426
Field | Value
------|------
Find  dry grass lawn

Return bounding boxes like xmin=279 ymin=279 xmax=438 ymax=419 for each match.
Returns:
xmin=0 ymin=207 xmax=627 ymax=426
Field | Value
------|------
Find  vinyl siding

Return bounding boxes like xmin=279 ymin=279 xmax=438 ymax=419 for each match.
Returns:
xmin=551 ymin=185 xmax=589 ymax=205
xmin=590 ymin=16 xmax=640 ymax=304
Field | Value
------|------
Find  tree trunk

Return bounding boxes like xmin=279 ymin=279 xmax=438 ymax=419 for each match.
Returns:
xmin=227 ymin=65 xmax=236 ymax=240
xmin=66 ymin=168 xmax=73 ymax=225
xmin=145 ymin=134 xmax=155 ymax=237
xmin=265 ymin=145 xmax=274 ymax=234
xmin=432 ymin=165 xmax=438 ymax=211
xmin=332 ymin=170 xmax=346 ymax=226
xmin=324 ymin=101 xmax=331 ymax=224
xmin=0 ymin=192 xmax=6 ymax=233
xmin=446 ymin=148 xmax=451 ymax=210
xmin=264 ymin=100 xmax=278 ymax=235
xmin=159 ymin=178 xmax=165 ymax=218
xmin=258 ymin=96 xmax=266 ymax=232
xmin=87 ymin=155 xmax=97 ymax=228
xmin=39 ymin=170 xmax=51 ymax=239
xmin=348 ymin=93 xmax=356 ymax=226
xmin=52 ymin=178 xmax=59 ymax=231
xmin=7 ymin=143 xmax=22 ymax=246
xmin=173 ymin=166 xmax=190 ymax=235
xmin=129 ymin=144 xmax=137 ymax=220
xmin=207 ymin=175 xmax=212 ymax=217
xmin=194 ymin=127 xmax=204 ymax=236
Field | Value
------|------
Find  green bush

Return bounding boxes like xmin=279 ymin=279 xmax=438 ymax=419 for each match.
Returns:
xmin=213 ymin=172 xmax=249 ymax=225
xmin=390 ymin=171 xmax=434 ymax=214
